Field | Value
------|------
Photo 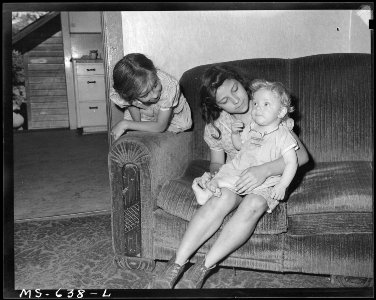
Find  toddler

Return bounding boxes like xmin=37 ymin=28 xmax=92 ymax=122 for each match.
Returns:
xmin=193 ymin=79 xmax=299 ymax=213
xmin=110 ymin=53 xmax=192 ymax=140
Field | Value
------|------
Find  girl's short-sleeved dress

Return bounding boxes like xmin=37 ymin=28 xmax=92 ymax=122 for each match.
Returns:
xmin=203 ymin=110 xmax=239 ymax=162
xmin=110 ymin=69 xmax=192 ymax=133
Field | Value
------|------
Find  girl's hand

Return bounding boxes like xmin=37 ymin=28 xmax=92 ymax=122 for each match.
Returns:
xmin=231 ymin=120 xmax=244 ymax=134
xmin=235 ymin=164 xmax=268 ymax=194
xmin=111 ymin=120 xmax=128 ymax=141
xmin=271 ymin=184 xmax=287 ymax=200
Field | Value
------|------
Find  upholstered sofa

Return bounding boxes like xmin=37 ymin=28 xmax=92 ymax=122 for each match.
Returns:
xmin=108 ymin=53 xmax=373 ymax=287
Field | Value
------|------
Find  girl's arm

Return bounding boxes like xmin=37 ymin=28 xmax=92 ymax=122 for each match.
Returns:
xmin=235 ymin=134 xmax=309 ymax=194
xmin=128 ymin=106 xmax=141 ymax=122
xmin=111 ymin=109 xmax=172 ymax=140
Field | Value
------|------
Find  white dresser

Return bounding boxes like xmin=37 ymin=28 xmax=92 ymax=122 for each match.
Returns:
xmin=73 ymin=59 xmax=107 ymax=133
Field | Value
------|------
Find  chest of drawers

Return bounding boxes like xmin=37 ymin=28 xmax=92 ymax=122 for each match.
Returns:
xmin=73 ymin=60 xmax=107 ymax=133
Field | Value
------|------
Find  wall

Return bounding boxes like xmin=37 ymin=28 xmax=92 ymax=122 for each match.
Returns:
xmin=121 ymin=10 xmax=371 ymax=80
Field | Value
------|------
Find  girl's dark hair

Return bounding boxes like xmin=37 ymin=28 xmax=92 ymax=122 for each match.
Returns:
xmin=112 ymin=53 xmax=158 ymax=102
xmin=200 ymin=65 xmax=250 ymax=139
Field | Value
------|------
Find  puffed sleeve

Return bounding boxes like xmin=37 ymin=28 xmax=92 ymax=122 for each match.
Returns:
xmin=281 ymin=117 xmax=294 ymax=131
xmin=278 ymin=126 xmax=299 ymax=155
xmin=158 ymin=72 xmax=181 ymax=111
xmin=204 ymin=124 xmax=223 ymax=152
xmin=109 ymin=87 xmax=131 ymax=108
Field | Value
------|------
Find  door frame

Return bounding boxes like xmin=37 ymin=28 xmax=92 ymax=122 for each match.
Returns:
xmin=102 ymin=11 xmax=124 ymax=147
xmin=60 ymin=12 xmax=77 ymax=130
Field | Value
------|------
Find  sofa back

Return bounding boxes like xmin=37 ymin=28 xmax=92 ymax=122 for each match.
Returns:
xmin=180 ymin=53 xmax=373 ymax=163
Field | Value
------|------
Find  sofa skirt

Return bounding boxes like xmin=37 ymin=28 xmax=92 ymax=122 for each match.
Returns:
xmin=283 ymin=233 xmax=373 ymax=278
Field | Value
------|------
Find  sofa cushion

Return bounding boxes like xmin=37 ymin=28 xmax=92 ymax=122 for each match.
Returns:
xmin=287 ymin=161 xmax=373 ymax=235
xmin=288 ymin=161 xmax=372 ymax=215
xmin=157 ymin=159 xmax=287 ymax=234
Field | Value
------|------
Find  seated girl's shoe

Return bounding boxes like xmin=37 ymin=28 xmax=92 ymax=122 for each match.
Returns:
xmin=151 ymin=255 xmax=187 ymax=289
xmin=175 ymin=258 xmax=215 ymax=289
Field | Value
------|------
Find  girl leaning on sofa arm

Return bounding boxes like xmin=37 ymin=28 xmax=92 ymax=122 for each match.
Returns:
xmin=109 ymin=53 xmax=192 ymax=140
xmin=151 ymin=65 xmax=309 ymax=289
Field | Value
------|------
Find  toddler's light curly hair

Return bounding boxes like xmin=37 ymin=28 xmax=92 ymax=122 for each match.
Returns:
xmin=250 ymin=79 xmax=294 ymax=120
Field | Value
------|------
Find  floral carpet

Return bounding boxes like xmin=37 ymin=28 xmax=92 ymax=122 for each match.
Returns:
xmin=12 ymin=214 xmax=372 ymax=297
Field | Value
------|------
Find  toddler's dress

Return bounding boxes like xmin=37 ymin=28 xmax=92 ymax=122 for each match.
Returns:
xmin=212 ymin=121 xmax=298 ymax=213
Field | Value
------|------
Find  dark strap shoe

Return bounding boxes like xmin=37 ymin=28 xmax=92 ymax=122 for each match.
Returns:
xmin=176 ymin=258 xmax=215 ymax=289
xmin=151 ymin=255 xmax=186 ymax=289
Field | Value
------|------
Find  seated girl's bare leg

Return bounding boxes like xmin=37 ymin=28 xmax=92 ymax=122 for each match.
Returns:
xmin=204 ymin=193 xmax=268 ymax=268
xmin=175 ymin=188 xmax=241 ymax=266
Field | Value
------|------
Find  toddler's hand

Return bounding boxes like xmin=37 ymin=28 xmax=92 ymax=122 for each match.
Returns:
xmin=207 ymin=180 xmax=221 ymax=197
xmin=231 ymin=120 xmax=244 ymax=134
xmin=271 ymin=184 xmax=287 ymax=200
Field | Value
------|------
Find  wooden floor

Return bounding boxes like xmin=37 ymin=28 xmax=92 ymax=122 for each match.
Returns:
xmin=13 ymin=129 xmax=111 ymax=222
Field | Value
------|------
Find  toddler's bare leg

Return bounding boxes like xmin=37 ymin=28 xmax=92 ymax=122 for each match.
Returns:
xmin=214 ymin=176 xmax=239 ymax=193
xmin=192 ymin=178 xmax=214 ymax=205
xmin=197 ymin=172 xmax=212 ymax=188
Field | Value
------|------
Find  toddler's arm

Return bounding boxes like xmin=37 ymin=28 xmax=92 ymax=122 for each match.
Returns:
xmin=271 ymin=148 xmax=298 ymax=200
xmin=231 ymin=120 xmax=244 ymax=150
xmin=231 ymin=134 xmax=242 ymax=151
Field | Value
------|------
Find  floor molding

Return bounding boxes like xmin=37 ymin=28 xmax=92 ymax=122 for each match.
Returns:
xmin=15 ymin=209 xmax=110 ymax=223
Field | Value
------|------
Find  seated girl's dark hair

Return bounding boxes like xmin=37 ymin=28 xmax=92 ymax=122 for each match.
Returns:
xmin=200 ymin=65 xmax=250 ymax=139
xmin=113 ymin=53 xmax=158 ymax=102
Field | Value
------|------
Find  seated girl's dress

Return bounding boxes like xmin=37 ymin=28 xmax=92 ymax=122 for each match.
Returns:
xmin=212 ymin=122 xmax=298 ymax=213
xmin=110 ymin=69 xmax=192 ymax=133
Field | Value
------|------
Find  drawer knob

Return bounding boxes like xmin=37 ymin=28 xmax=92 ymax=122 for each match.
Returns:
xmin=87 ymin=81 xmax=97 ymax=84
xmin=86 ymin=68 xmax=96 ymax=71
xmin=89 ymin=106 xmax=99 ymax=110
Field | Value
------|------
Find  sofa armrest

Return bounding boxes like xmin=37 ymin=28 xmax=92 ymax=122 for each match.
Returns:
xmin=109 ymin=131 xmax=194 ymax=262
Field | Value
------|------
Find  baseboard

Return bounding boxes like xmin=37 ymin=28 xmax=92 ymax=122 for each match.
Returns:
xmin=14 ymin=209 xmax=110 ymax=223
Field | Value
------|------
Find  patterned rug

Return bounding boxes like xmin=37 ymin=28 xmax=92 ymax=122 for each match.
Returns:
xmin=12 ymin=213 xmax=372 ymax=297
